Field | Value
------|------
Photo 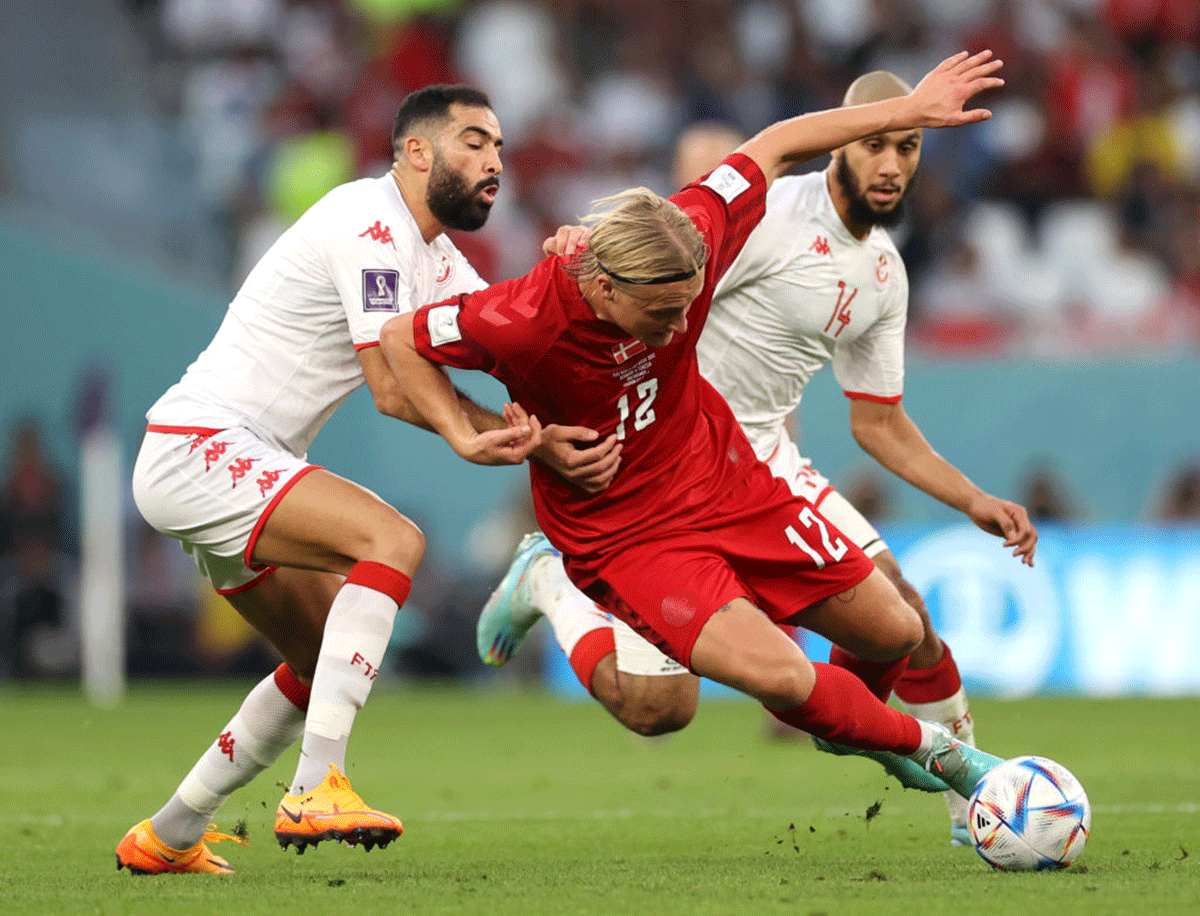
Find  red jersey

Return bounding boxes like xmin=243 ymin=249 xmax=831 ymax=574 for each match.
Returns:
xmin=413 ymin=154 xmax=767 ymax=560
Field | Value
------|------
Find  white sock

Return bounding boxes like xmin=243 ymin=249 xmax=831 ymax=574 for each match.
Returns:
xmin=899 ymin=688 xmax=975 ymax=746
xmin=151 ymin=671 xmax=306 ymax=848
xmin=290 ymin=580 xmax=399 ymax=794
xmin=901 ymin=690 xmax=975 ymax=830
xmin=529 ymin=555 xmax=612 ymax=658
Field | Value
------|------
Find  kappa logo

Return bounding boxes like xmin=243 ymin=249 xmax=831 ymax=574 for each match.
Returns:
xmin=188 ymin=431 xmax=215 ymax=454
xmin=203 ymin=440 xmax=230 ymax=472
xmin=359 ymin=220 xmax=395 ymax=247
xmin=229 ymin=457 xmax=259 ymax=487
xmin=217 ymin=730 xmax=235 ymax=762
xmin=809 ymin=236 xmax=831 ymax=256
xmin=257 ymin=468 xmax=283 ymax=497
xmin=612 ymin=339 xmax=646 ymax=364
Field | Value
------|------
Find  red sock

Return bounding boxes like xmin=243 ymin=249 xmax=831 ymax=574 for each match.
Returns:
xmin=273 ymin=662 xmax=310 ymax=712
xmin=828 ymin=645 xmax=910 ymax=701
xmin=894 ymin=641 xmax=963 ymax=705
xmin=568 ymin=627 xmax=616 ymax=695
xmin=768 ymin=662 xmax=921 ymax=754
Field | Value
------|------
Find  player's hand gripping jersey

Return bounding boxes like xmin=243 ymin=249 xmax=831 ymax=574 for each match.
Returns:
xmin=413 ymin=155 xmax=770 ymax=559
xmin=148 ymin=175 xmax=486 ymax=456
xmin=699 ymin=170 xmax=908 ymax=463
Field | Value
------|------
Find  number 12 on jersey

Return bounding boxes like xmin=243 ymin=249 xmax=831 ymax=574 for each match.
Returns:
xmin=785 ymin=506 xmax=848 ymax=568
xmin=615 ymin=378 xmax=658 ymax=440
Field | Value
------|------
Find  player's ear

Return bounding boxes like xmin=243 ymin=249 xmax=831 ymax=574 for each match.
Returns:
xmin=404 ymin=136 xmax=433 ymax=171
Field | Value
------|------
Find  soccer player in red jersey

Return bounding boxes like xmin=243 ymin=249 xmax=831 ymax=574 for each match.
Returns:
xmin=380 ymin=52 xmax=1011 ymax=799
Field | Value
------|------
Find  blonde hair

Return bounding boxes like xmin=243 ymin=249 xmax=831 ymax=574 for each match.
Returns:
xmin=570 ymin=188 xmax=709 ymax=289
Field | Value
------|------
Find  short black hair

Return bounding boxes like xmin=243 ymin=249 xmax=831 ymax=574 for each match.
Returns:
xmin=392 ymin=84 xmax=493 ymax=152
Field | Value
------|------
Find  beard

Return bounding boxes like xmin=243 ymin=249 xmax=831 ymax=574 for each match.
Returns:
xmin=426 ymin=152 xmax=498 ymax=231
xmin=835 ymin=154 xmax=911 ymax=229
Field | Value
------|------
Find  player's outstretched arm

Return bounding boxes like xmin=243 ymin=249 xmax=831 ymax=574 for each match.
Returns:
xmin=741 ymin=50 xmax=1003 ymax=186
xmin=379 ymin=312 xmax=540 ymax=466
xmin=848 ymin=398 xmax=1037 ymax=565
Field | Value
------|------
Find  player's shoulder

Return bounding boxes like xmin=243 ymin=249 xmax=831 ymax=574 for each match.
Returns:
xmin=303 ymin=176 xmax=409 ymax=238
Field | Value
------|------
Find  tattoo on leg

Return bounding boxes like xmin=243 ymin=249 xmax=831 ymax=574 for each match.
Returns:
xmin=835 ymin=586 xmax=857 ymax=604
xmin=715 ymin=601 xmax=736 ymax=614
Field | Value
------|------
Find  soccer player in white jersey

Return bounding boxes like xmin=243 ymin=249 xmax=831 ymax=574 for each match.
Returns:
xmin=476 ymin=72 xmax=1037 ymax=846
xmin=114 ymin=85 xmax=604 ymax=875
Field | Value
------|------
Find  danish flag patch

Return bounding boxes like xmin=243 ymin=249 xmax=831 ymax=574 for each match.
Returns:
xmin=612 ymin=339 xmax=646 ymax=364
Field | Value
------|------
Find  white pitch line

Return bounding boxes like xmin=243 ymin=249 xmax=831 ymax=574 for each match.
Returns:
xmin=13 ymin=803 xmax=1198 ymax=828
xmin=413 ymin=803 xmax=1199 ymax=823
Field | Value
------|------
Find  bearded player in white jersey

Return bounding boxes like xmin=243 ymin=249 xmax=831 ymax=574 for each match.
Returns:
xmin=115 ymin=85 xmax=603 ymax=875
xmin=476 ymin=72 xmax=1037 ymax=846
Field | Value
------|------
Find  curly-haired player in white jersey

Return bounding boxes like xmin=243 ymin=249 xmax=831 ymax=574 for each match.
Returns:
xmin=475 ymin=71 xmax=1037 ymax=847
xmin=115 ymin=85 xmax=601 ymax=875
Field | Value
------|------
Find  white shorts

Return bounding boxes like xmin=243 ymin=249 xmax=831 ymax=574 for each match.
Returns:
xmin=605 ymin=428 xmax=888 ymax=677
xmin=131 ymin=424 xmax=318 ymax=594
xmin=763 ymin=430 xmax=887 ymax=559
xmin=613 ymin=616 xmax=688 ymax=676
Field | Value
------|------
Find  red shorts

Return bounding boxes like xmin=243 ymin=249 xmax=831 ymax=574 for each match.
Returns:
xmin=565 ymin=468 xmax=874 ymax=669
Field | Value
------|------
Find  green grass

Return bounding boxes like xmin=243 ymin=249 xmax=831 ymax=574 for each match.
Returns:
xmin=1 ymin=683 xmax=1196 ymax=915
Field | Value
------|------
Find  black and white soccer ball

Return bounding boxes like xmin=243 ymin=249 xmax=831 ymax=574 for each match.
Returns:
xmin=968 ymin=755 xmax=1091 ymax=871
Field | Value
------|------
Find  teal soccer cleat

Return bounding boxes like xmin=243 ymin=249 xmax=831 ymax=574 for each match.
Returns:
xmin=922 ymin=723 xmax=1004 ymax=800
xmin=813 ymin=737 xmax=952 ymax=793
xmin=476 ymin=532 xmax=558 ymax=667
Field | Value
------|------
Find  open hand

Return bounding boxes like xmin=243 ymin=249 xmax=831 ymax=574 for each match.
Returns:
xmin=908 ymin=50 xmax=1005 ymax=128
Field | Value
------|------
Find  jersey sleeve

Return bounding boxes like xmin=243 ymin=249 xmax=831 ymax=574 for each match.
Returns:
xmin=316 ymin=205 xmax=421 ymax=351
xmin=832 ymin=254 xmax=909 ymax=402
xmin=672 ymin=153 xmax=767 ymax=289
xmin=412 ymin=267 xmax=552 ymax=383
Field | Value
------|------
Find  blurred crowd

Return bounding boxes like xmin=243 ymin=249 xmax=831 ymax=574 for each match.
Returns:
xmin=127 ymin=0 xmax=1200 ymax=356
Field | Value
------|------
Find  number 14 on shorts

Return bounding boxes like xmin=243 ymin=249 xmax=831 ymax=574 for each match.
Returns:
xmin=785 ymin=506 xmax=848 ymax=568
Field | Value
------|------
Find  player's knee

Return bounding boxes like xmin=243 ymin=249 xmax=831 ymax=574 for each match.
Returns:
xmin=896 ymin=575 xmax=929 ymax=621
xmin=751 ymin=661 xmax=816 ymax=709
xmin=857 ymin=599 xmax=923 ymax=660
xmin=621 ymin=693 xmax=697 ymax=737
xmin=366 ymin=510 xmax=425 ymax=570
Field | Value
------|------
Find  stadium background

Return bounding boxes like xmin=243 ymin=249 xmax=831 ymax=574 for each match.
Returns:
xmin=1 ymin=0 xmax=1198 ymax=697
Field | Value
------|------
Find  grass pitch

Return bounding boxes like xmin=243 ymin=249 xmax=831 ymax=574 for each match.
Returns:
xmin=1 ymin=682 xmax=1196 ymax=915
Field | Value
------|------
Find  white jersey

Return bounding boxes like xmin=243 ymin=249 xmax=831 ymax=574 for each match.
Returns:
xmin=698 ymin=170 xmax=908 ymax=461
xmin=148 ymin=174 xmax=488 ymax=456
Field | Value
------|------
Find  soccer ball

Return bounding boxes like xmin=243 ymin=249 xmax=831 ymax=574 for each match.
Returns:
xmin=968 ymin=755 xmax=1091 ymax=871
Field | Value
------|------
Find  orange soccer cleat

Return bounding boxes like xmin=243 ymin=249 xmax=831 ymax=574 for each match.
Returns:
xmin=274 ymin=764 xmax=403 ymax=854
xmin=115 ymin=818 xmax=246 ymax=875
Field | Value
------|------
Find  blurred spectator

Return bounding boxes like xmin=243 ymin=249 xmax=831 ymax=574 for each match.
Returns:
xmin=1 ymin=419 xmax=67 ymax=556
xmin=0 ymin=419 xmax=75 ymax=679
xmin=66 ymin=1 xmax=1200 ymax=351
xmin=842 ymin=466 xmax=894 ymax=526
xmin=1019 ymin=462 xmax=1085 ymax=523
xmin=1150 ymin=462 xmax=1200 ymax=521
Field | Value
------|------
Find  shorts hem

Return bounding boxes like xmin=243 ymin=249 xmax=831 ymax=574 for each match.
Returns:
xmin=217 ymin=566 xmax=278 ymax=595
xmin=242 ymin=464 xmax=323 ymax=570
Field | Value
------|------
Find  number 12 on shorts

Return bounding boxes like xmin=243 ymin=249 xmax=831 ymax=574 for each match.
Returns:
xmin=785 ymin=506 xmax=848 ymax=568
